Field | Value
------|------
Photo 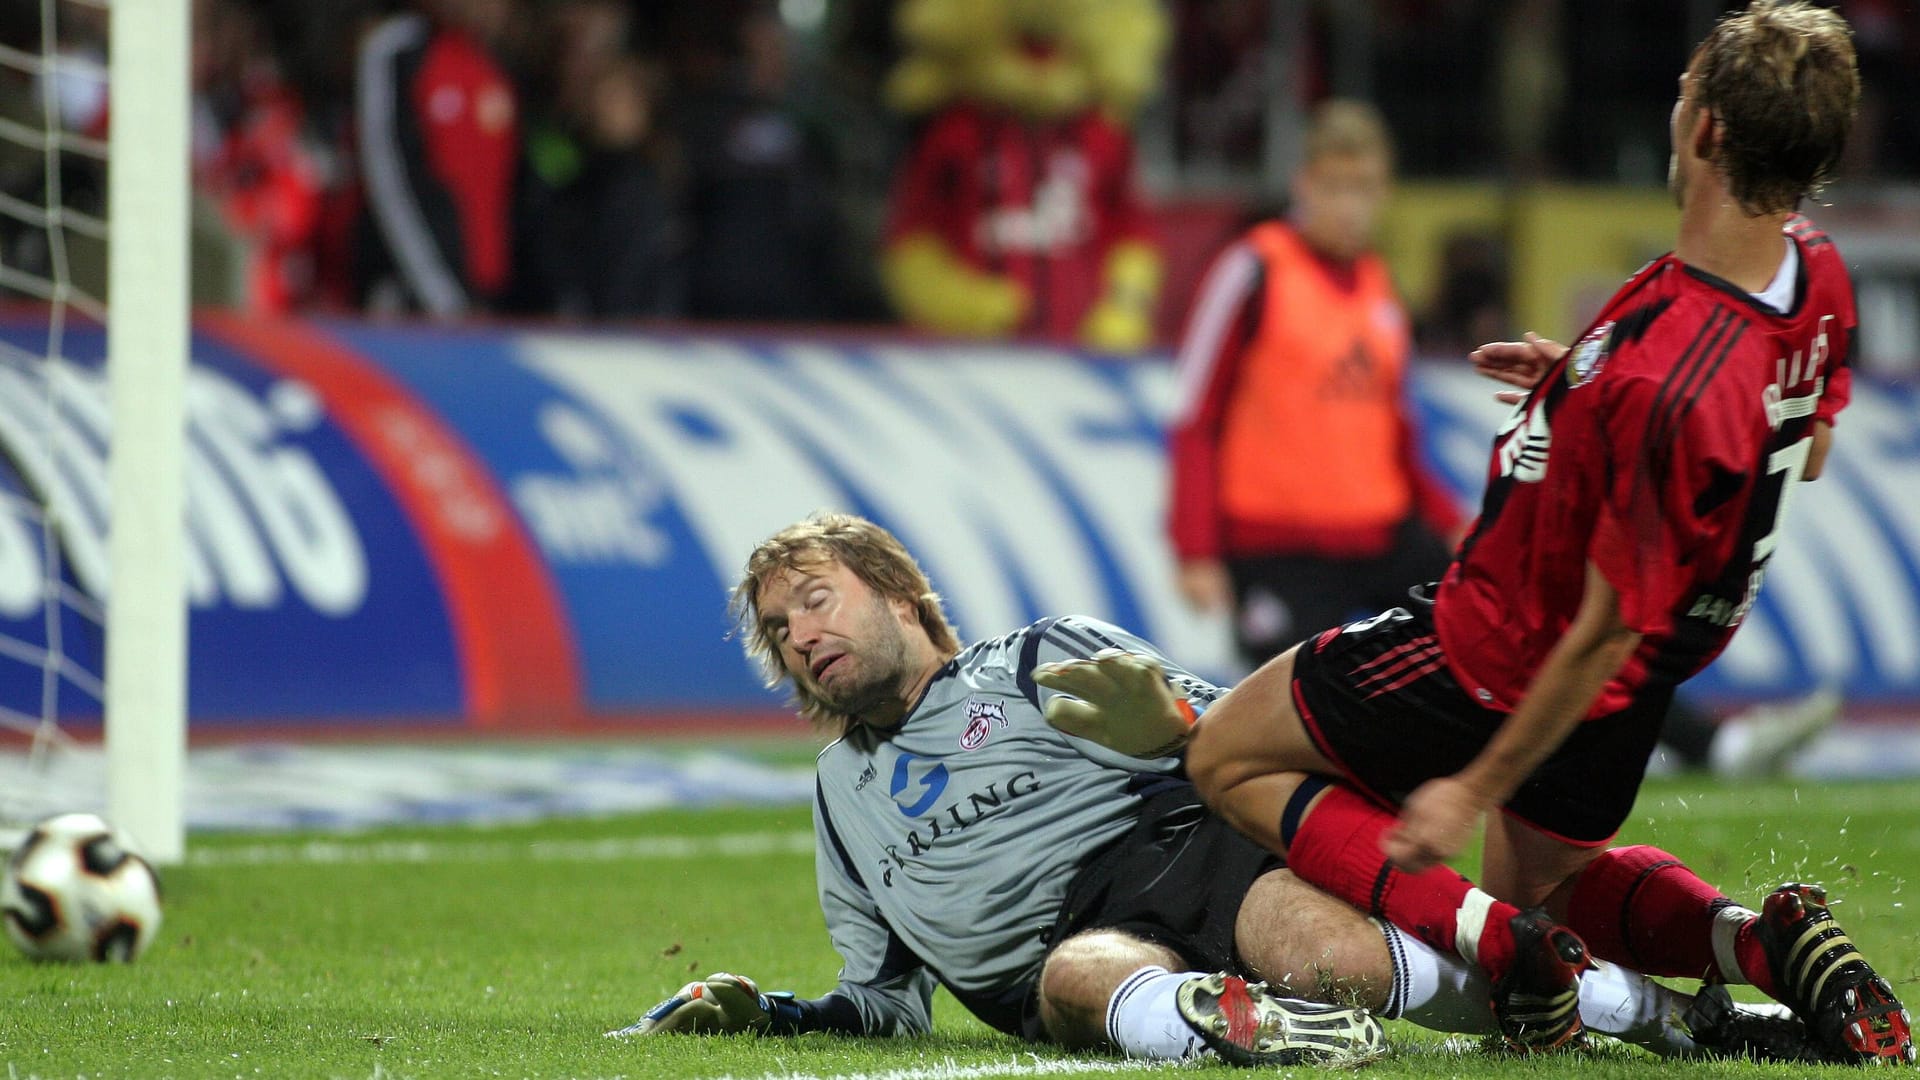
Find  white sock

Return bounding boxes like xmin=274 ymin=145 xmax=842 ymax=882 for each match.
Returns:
xmin=1379 ymin=920 xmax=1494 ymax=1034
xmin=1709 ymin=903 xmax=1760 ymax=985
xmin=1105 ymin=966 xmax=1205 ymax=1060
xmin=1577 ymin=960 xmax=1697 ymax=1057
xmin=1379 ymin=921 xmax=1696 ymax=1055
xmin=1451 ymin=888 xmax=1499 ymax=965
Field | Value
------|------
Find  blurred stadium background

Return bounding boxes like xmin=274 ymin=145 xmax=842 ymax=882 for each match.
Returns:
xmin=0 ymin=0 xmax=1916 ymax=919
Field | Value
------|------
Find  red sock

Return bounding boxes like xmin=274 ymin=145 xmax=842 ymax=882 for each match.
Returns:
xmin=1564 ymin=845 xmax=1774 ymax=995
xmin=1284 ymin=783 xmax=1522 ymax=981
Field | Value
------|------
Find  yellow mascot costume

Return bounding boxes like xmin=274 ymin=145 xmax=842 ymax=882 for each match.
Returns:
xmin=881 ymin=0 xmax=1166 ymax=351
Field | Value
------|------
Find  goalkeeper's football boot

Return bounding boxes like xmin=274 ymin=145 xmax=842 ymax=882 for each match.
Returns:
xmin=1753 ymin=882 xmax=1915 ymax=1065
xmin=1488 ymin=908 xmax=1592 ymax=1054
xmin=1175 ymin=972 xmax=1386 ymax=1067
xmin=1682 ymin=983 xmax=1823 ymax=1064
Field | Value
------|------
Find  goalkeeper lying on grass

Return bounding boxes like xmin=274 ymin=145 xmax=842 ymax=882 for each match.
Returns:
xmin=610 ymin=512 xmax=1810 ymax=1065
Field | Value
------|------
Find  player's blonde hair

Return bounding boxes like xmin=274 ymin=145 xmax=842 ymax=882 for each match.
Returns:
xmin=731 ymin=512 xmax=961 ymax=737
xmin=1303 ymin=99 xmax=1394 ymax=171
xmin=1690 ymin=0 xmax=1858 ymax=214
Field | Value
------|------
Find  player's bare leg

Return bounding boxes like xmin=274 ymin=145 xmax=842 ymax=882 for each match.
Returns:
xmin=1230 ymin=866 xmax=1810 ymax=1060
xmin=1036 ymin=930 xmax=1183 ymax=1048
xmin=1188 ymin=646 xmax=1532 ymax=990
xmin=1037 ymin=925 xmax=1383 ymax=1065
xmin=1233 ymin=867 xmax=1390 ymax=1005
xmin=1189 ymin=646 xmax=1591 ymax=1052
xmin=1186 ymin=648 xmax=1340 ymax=841
xmin=1480 ymin=811 xmax=1603 ymax=913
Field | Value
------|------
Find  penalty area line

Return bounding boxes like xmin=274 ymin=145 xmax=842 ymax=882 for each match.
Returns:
xmin=185 ymin=830 xmax=813 ymax=867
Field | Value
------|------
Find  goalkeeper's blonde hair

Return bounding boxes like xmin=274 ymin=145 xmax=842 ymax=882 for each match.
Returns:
xmin=732 ymin=513 xmax=960 ymax=737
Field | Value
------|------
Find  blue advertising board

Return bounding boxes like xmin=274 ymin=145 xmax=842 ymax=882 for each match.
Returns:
xmin=0 ymin=321 xmax=467 ymax=728
xmin=0 ymin=316 xmax=1914 ymax=732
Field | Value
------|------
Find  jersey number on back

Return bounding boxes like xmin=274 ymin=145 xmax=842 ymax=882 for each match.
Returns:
xmin=1719 ymin=434 xmax=1811 ymax=629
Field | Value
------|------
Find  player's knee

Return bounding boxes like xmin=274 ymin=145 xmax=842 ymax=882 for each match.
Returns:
xmin=1035 ymin=953 xmax=1098 ymax=1046
xmin=1037 ymin=931 xmax=1182 ymax=1047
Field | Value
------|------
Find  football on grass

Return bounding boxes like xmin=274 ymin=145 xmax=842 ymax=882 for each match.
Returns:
xmin=2 ymin=813 xmax=161 ymax=962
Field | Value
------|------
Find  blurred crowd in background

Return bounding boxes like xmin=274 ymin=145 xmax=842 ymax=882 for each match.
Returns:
xmin=0 ymin=0 xmax=1915 ymax=350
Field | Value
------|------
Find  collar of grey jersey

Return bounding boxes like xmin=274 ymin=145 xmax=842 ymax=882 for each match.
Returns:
xmin=825 ymin=645 xmax=973 ymax=750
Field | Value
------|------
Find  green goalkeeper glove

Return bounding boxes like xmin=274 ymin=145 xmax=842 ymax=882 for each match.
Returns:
xmin=1033 ymin=648 xmax=1198 ymax=759
xmin=606 ymin=973 xmax=794 ymax=1037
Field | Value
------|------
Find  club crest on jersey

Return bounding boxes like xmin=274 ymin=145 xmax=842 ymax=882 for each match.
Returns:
xmin=959 ymin=698 xmax=1010 ymax=751
xmin=1566 ymin=321 xmax=1615 ymax=387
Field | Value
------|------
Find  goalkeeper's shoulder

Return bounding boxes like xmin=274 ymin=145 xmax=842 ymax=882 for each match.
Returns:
xmin=1038 ymin=615 xmax=1223 ymax=700
xmin=1018 ymin=613 xmax=1163 ymax=665
xmin=954 ymin=615 xmax=1124 ymax=687
xmin=1024 ymin=615 xmax=1217 ymax=695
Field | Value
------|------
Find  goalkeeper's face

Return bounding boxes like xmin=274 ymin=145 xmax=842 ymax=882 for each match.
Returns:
xmin=758 ymin=561 xmax=930 ymax=727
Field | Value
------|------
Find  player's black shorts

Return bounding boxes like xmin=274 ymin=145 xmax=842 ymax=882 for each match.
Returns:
xmin=1290 ymin=586 xmax=1671 ymax=846
xmin=1014 ymin=779 xmax=1285 ymax=1041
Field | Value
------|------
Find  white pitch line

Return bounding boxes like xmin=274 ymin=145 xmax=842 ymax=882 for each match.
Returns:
xmin=185 ymin=830 xmax=813 ymax=868
xmin=714 ymin=1055 xmax=1190 ymax=1080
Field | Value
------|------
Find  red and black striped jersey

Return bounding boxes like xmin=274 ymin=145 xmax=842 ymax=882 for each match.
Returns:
xmin=1434 ymin=215 xmax=1856 ymax=717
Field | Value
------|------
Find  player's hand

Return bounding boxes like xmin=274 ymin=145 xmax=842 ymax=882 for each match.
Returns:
xmin=1471 ymin=332 xmax=1567 ymax=403
xmin=605 ymin=972 xmax=776 ymax=1037
xmin=1382 ymin=776 xmax=1487 ymax=873
xmin=1176 ymin=559 xmax=1233 ymax=613
xmin=1035 ymin=648 xmax=1198 ymax=759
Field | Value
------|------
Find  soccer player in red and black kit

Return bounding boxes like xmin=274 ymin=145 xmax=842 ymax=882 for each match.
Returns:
xmin=1162 ymin=1 xmax=1912 ymax=1065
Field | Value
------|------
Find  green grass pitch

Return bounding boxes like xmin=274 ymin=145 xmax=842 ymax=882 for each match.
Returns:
xmin=2 ymin=776 xmax=1916 ymax=1079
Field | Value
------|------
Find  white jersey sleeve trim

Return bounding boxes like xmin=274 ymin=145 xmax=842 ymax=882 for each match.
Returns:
xmin=1171 ymin=240 xmax=1262 ymax=422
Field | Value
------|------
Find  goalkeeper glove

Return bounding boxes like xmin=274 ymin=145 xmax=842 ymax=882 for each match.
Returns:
xmin=1033 ymin=648 xmax=1198 ymax=759
xmin=605 ymin=972 xmax=799 ymax=1037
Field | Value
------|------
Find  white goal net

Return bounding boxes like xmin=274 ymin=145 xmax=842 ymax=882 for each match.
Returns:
xmin=0 ymin=0 xmax=188 ymax=863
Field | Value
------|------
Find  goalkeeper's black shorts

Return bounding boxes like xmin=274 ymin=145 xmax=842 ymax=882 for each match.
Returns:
xmin=1289 ymin=584 xmax=1672 ymax=846
xmin=1014 ymin=779 xmax=1283 ymax=1041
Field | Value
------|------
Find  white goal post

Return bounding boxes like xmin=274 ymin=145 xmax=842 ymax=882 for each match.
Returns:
xmin=103 ymin=0 xmax=189 ymax=866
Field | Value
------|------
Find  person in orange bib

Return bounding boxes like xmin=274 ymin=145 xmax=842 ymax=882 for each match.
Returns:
xmin=1168 ymin=101 xmax=1462 ymax=668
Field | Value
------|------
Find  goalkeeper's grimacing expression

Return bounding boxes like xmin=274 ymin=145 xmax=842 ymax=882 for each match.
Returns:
xmin=755 ymin=559 xmax=944 ymax=731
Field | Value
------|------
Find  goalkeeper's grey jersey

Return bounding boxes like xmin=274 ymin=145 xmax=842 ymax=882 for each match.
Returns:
xmin=811 ymin=615 xmax=1225 ymax=1036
